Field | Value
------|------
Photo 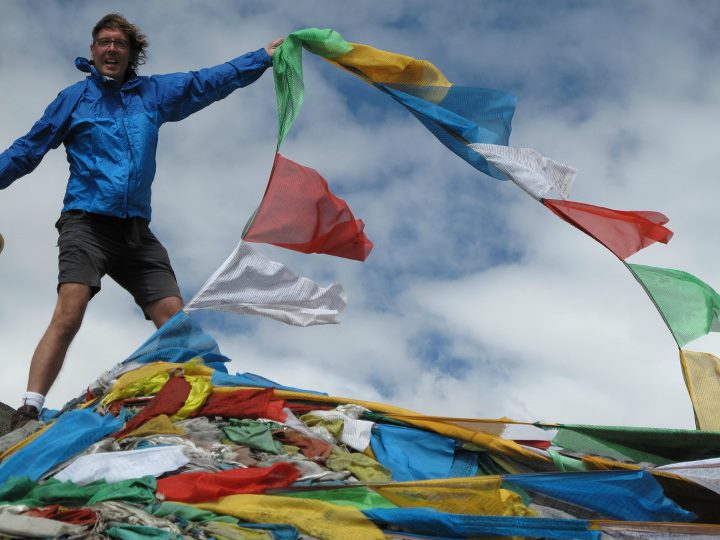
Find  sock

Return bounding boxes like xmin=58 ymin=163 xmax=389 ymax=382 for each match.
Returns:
xmin=21 ymin=392 xmax=45 ymax=412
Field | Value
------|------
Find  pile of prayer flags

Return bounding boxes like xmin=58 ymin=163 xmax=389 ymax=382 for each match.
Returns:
xmin=1 ymin=315 xmax=719 ymax=537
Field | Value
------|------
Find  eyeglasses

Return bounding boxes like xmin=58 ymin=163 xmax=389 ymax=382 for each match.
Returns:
xmin=95 ymin=38 xmax=130 ymax=50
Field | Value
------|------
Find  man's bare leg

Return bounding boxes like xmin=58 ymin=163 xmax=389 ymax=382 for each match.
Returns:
xmin=145 ymin=296 xmax=184 ymax=329
xmin=27 ymin=283 xmax=92 ymax=396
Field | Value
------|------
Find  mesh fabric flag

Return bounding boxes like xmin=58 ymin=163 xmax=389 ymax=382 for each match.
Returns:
xmin=243 ymin=153 xmax=372 ymax=261
xmin=378 ymin=83 xmax=516 ymax=178
xmin=273 ymin=27 xmax=519 ymax=179
xmin=545 ymin=201 xmax=673 ymax=260
xmin=185 ymin=240 xmax=347 ymax=325
xmin=329 ymin=41 xmax=451 ymax=90
xmin=273 ymin=28 xmax=352 ymax=146
xmin=273 ymin=28 xmax=452 ymax=145
xmin=627 ymin=264 xmax=720 ymax=347
xmin=326 ymin=38 xmax=521 ymax=179
xmin=468 ymin=143 xmax=576 ymax=199
xmin=679 ymin=349 xmax=720 ymax=431
xmin=123 ymin=310 xmax=229 ymax=366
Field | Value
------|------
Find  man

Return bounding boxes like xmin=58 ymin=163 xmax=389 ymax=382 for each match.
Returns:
xmin=0 ymin=13 xmax=283 ymax=428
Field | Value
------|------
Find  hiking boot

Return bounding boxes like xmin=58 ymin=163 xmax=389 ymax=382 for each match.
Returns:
xmin=10 ymin=404 xmax=39 ymax=431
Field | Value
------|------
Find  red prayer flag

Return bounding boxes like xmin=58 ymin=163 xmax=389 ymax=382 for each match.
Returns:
xmin=194 ymin=387 xmax=287 ymax=422
xmin=24 ymin=505 xmax=98 ymax=526
xmin=273 ymin=429 xmax=333 ymax=459
xmin=112 ymin=376 xmax=191 ymax=439
xmin=157 ymin=462 xmax=300 ymax=502
xmin=244 ymin=153 xmax=373 ymax=261
xmin=543 ymin=199 xmax=673 ymax=260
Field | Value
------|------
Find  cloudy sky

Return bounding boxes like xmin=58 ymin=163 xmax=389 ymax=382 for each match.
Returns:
xmin=1 ymin=0 xmax=719 ymax=429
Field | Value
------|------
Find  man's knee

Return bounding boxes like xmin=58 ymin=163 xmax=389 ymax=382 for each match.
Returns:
xmin=145 ymin=296 xmax=184 ymax=328
xmin=52 ymin=283 xmax=91 ymax=338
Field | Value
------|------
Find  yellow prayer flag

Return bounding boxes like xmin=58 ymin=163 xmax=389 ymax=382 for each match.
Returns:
xmin=102 ymin=358 xmax=213 ymax=405
xmin=120 ymin=414 xmax=185 ymax=439
xmin=332 ymin=43 xmax=450 ymax=86
xmin=680 ymin=349 xmax=720 ymax=430
xmin=372 ymin=476 xmax=535 ymax=517
xmin=172 ymin=375 xmax=213 ymax=420
xmin=196 ymin=494 xmax=385 ymax=540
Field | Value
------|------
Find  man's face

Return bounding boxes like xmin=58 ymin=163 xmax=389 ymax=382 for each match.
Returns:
xmin=91 ymin=28 xmax=131 ymax=82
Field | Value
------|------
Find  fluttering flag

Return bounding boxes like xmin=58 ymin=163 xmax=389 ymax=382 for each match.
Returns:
xmin=273 ymin=28 xmax=453 ymax=146
xmin=327 ymin=38 xmax=522 ymax=178
xmin=272 ymin=28 xmax=519 ymax=179
xmin=243 ymin=153 xmax=373 ymax=261
xmin=273 ymin=28 xmax=352 ymax=146
xmin=184 ymin=240 xmax=347 ymax=327
xmin=468 ymin=144 xmax=576 ymax=199
xmin=545 ymin=201 xmax=673 ymax=260
xmin=627 ymin=264 xmax=720 ymax=347
xmin=378 ymin=84 xmax=516 ymax=178
xmin=87 ymin=312 xmax=228 ymax=397
xmin=679 ymin=349 xmax=720 ymax=431
xmin=329 ymin=42 xmax=452 ymax=90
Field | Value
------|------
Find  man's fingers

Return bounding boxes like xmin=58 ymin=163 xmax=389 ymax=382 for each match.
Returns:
xmin=265 ymin=37 xmax=285 ymax=58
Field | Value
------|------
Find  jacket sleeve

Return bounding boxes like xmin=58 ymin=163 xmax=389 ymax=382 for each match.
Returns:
xmin=153 ymin=48 xmax=272 ymax=124
xmin=0 ymin=85 xmax=81 ymax=190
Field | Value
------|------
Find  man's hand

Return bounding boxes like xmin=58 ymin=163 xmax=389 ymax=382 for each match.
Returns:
xmin=265 ymin=38 xmax=285 ymax=58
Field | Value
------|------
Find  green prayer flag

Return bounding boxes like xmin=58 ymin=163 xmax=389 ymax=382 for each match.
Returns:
xmin=106 ymin=524 xmax=183 ymax=540
xmin=325 ymin=447 xmax=392 ymax=482
xmin=273 ymin=28 xmax=352 ymax=147
xmin=627 ymin=263 xmax=720 ymax=347
xmin=222 ymin=419 xmax=284 ymax=454
xmin=0 ymin=475 xmax=156 ymax=508
xmin=153 ymin=501 xmax=237 ymax=524
xmin=554 ymin=424 xmax=720 ymax=465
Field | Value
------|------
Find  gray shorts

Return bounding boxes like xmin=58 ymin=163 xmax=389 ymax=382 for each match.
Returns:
xmin=56 ymin=211 xmax=181 ymax=316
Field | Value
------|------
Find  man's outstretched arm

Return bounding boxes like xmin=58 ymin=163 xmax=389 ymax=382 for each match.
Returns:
xmin=0 ymin=86 xmax=81 ymax=189
xmin=153 ymin=38 xmax=285 ymax=125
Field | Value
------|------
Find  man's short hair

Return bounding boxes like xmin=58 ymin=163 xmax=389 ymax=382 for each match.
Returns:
xmin=92 ymin=13 xmax=149 ymax=72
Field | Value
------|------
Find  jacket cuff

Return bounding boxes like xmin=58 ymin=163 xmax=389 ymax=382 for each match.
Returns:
xmin=226 ymin=48 xmax=273 ymax=76
xmin=257 ymin=47 xmax=273 ymax=67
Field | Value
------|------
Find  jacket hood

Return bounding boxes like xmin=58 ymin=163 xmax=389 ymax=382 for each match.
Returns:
xmin=75 ymin=57 xmax=94 ymax=73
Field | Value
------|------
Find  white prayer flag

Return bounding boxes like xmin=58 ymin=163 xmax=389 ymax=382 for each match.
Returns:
xmin=468 ymin=143 xmax=576 ymax=200
xmin=185 ymin=241 xmax=347 ymax=327
xmin=54 ymin=446 xmax=190 ymax=485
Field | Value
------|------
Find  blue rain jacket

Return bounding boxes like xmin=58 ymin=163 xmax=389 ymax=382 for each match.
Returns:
xmin=0 ymin=48 xmax=272 ymax=220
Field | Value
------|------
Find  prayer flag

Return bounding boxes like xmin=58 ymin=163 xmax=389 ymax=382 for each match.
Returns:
xmin=505 ymin=470 xmax=694 ymax=522
xmin=679 ymin=349 xmax=720 ymax=431
xmin=123 ymin=310 xmax=229 ymax=366
xmin=185 ymin=240 xmax=347 ymax=326
xmin=545 ymin=201 xmax=673 ymax=260
xmin=243 ymin=153 xmax=373 ymax=261
xmin=157 ymin=463 xmax=300 ymax=503
xmin=468 ymin=144 xmax=576 ymax=199
xmin=273 ymin=28 xmax=352 ymax=146
xmin=272 ymin=27 xmax=517 ymax=181
xmin=627 ymin=264 xmax=720 ymax=347
xmin=378 ymin=84 xmax=516 ymax=178
xmin=330 ymin=42 xmax=451 ymax=91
